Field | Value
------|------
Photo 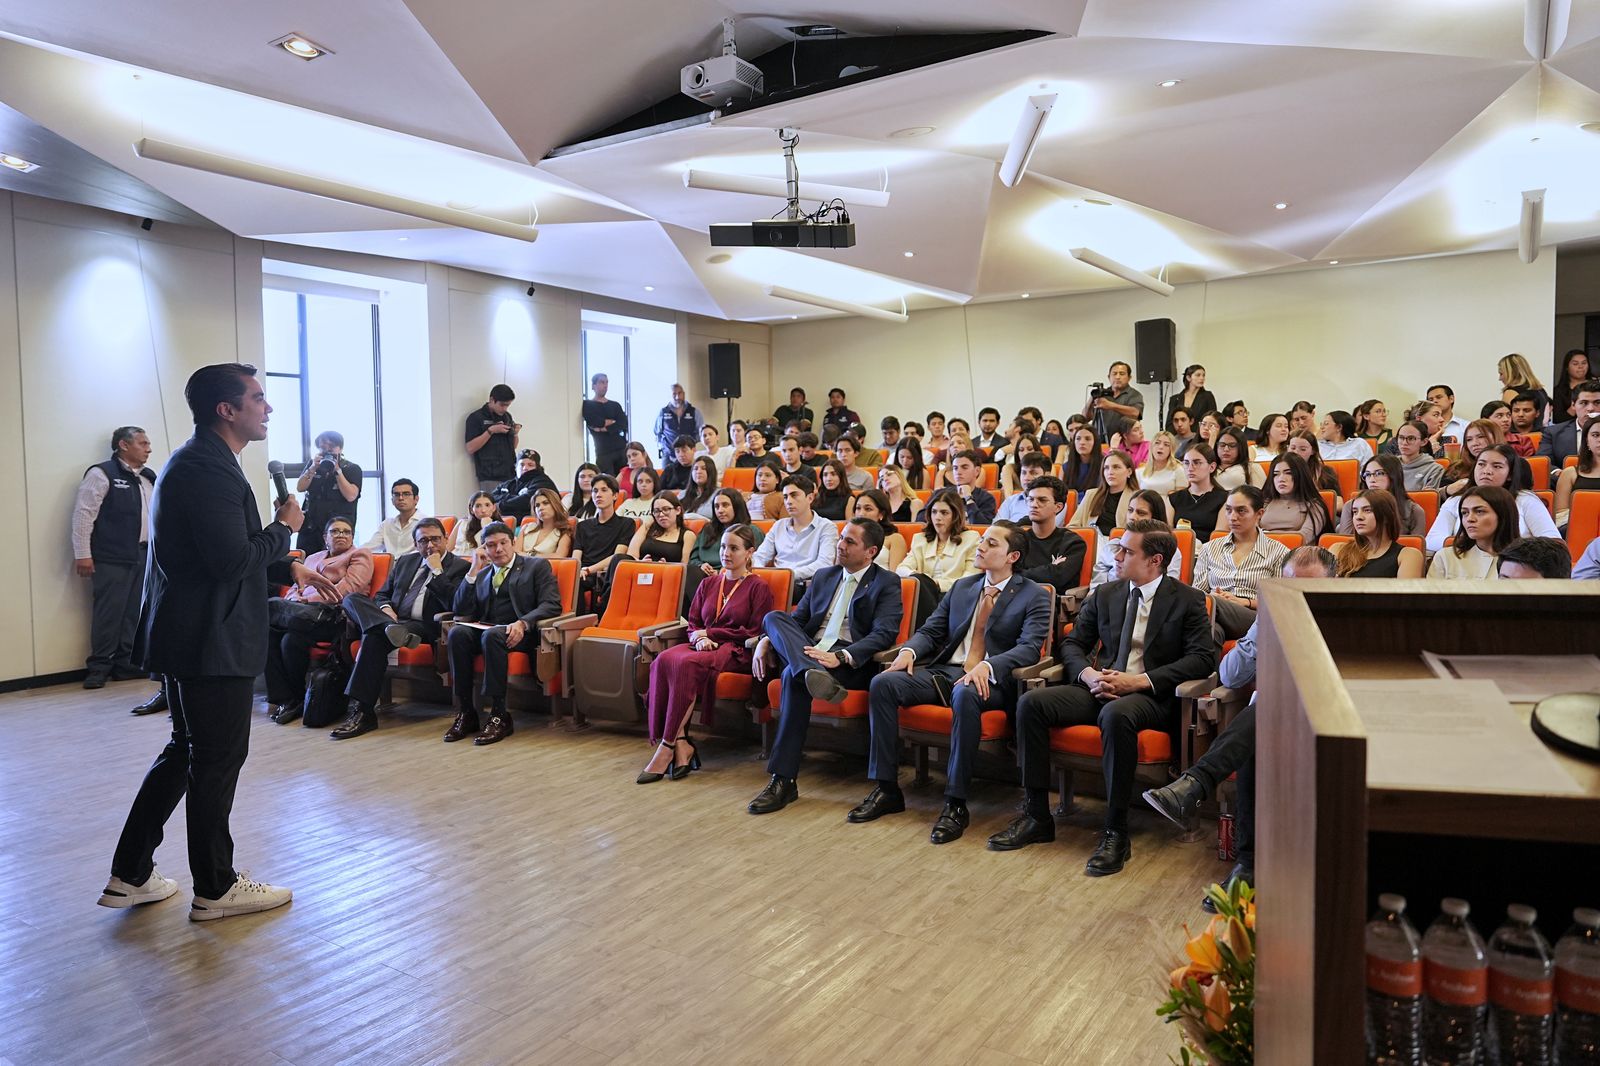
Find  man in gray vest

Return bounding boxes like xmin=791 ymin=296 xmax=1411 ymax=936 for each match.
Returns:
xmin=72 ymin=426 xmax=156 ymax=689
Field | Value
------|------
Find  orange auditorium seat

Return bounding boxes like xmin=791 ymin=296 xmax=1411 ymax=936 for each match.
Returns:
xmin=1526 ymin=456 xmax=1549 ymax=486
xmin=722 ymin=467 xmax=756 ymax=493
xmin=1566 ymin=491 xmax=1600 ymax=562
xmin=569 ymin=561 xmax=685 ymax=723
xmin=1325 ymin=459 xmax=1359 ymax=500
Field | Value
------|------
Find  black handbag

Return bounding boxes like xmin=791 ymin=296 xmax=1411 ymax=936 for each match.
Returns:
xmin=302 ymin=663 xmax=350 ymax=728
xmin=268 ymin=597 xmax=342 ymax=636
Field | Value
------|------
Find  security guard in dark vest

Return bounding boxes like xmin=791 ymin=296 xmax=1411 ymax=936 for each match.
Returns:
xmin=72 ymin=426 xmax=156 ymax=689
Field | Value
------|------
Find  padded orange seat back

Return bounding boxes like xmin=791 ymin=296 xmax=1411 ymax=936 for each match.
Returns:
xmin=1067 ymin=527 xmax=1095 ymax=586
xmin=1326 ymin=459 xmax=1359 ymax=500
xmin=896 ymin=522 xmax=924 ymax=545
xmin=1526 ymin=456 xmax=1549 ymax=486
xmin=1110 ymin=527 xmax=1195 ymax=583
xmin=1320 ymin=491 xmax=1336 ymax=520
xmin=1529 ymin=432 xmax=1542 ymax=450
xmin=519 ymin=516 xmax=538 ymax=533
xmin=437 ymin=515 xmax=458 ymax=538
xmin=1567 ymin=491 xmax=1600 ymax=562
xmin=861 ymin=466 xmax=879 ymax=484
xmin=367 ymin=553 xmax=393 ymax=596
xmin=547 ymin=557 xmax=580 ymax=613
xmin=1535 ymin=490 xmax=1554 ymax=516
xmin=980 ymin=463 xmax=999 ymax=489
xmin=594 ymin=561 xmax=682 ymax=636
xmin=722 ymin=467 xmax=755 ymax=492
xmin=753 ymin=567 xmax=794 ymax=612
xmin=895 ymin=577 xmax=918 ymax=642
xmin=683 ymin=515 xmax=708 ymax=536
xmin=752 ymin=519 xmax=776 ymax=534
xmin=1414 ymin=491 xmax=1440 ymax=530
xmin=1565 ymin=455 xmax=1579 ymax=469
xmin=913 ymin=489 xmax=932 ymax=505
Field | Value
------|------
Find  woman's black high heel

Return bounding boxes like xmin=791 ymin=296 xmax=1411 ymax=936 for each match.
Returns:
xmin=636 ymin=740 xmax=671 ymax=784
xmin=667 ymin=736 xmax=701 ymax=780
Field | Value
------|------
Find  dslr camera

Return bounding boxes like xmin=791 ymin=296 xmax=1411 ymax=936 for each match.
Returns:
xmin=1088 ymin=382 xmax=1110 ymax=399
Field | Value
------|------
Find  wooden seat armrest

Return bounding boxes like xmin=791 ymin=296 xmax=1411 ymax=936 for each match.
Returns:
xmin=532 ymin=612 xmax=577 ymax=633
xmin=540 ymin=613 xmax=598 ymax=650
xmin=433 ymin=612 xmax=455 ymax=622
xmin=1176 ymin=674 xmax=1220 ymax=701
xmin=635 ymin=619 xmax=686 ymax=644
xmin=1022 ymin=662 xmax=1067 ymax=691
xmin=640 ymin=621 xmax=691 ymax=656
xmin=1012 ymin=657 xmax=1056 ymax=681
xmin=872 ymin=645 xmax=907 ymax=664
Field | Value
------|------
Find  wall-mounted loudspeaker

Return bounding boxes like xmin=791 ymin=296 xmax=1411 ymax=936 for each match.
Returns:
xmin=1134 ymin=318 xmax=1176 ymax=384
xmin=709 ymin=343 xmax=742 ymax=398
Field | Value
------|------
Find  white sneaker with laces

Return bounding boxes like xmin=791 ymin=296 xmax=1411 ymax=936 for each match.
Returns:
xmin=189 ymin=871 xmax=292 ymax=921
xmin=97 ymin=870 xmax=180 ymax=908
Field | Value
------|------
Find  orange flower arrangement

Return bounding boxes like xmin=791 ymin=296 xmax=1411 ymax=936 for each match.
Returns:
xmin=1158 ymin=880 xmax=1256 ymax=1063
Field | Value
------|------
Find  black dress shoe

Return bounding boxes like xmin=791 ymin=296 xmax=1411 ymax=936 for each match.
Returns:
xmin=987 ymin=812 xmax=1056 ymax=851
xmin=130 ymin=690 xmax=168 ymax=716
xmin=473 ymin=712 xmax=513 ymax=745
xmin=330 ymin=705 xmax=378 ymax=740
xmin=846 ymin=785 xmax=906 ymax=823
xmin=1142 ymin=774 xmax=1207 ymax=828
xmin=929 ymin=801 xmax=970 ymax=845
xmin=1202 ymin=863 xmax=1254 ymax=912
xmin=272 ymin=702 xmax=304 ymax=725
xmin=747 ymin=775 xmax=798 ymax=814
xmin=83 ymin=673 xmax=107 ymax=690
xmin=803 ymin=668 xmax=848 ymax=704
xmin=384 ymin=623 xmax=421 ymax=650
xmin=443 ymin=710 xmax=480 ymax=742
xmin=1085 ymin=829 xmax=1132 ymax=877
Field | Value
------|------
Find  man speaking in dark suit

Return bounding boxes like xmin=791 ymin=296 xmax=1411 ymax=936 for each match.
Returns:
xmin=444 ymin=523 xmax=562 ymax=746
xmin=746 ymin=518 xmax=904 ymax=815
xmin=988 ymin=518 xmax=1215 ymax=877
xmin=99 ymin=363 xmax=322 ymax=921
xmin=852 ymin=523 xmax=1053 ymax=845
xmin=331 ymin=517 xmax=470 ymax=740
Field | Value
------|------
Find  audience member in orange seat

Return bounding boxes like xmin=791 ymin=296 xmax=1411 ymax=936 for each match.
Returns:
xmin=263 ymin=516 xmax=374 ymax=725
xmin=1481 ymin=400 xmax=1534 ymax=457
xmin=1061 ymin=425 xmax=1105 ymax=495
xmin=1338 ymin=454 xmax=1426 ymax=537
xmin=1553 ymin=415 xmax=1600 ymax=529
xmin=1262 ymin=452 xmax=1330 ymax=543
xmin=1496 ymin=536 xmax=1573 ymax=579
xmin=1440 ymin=418 xmax=1503 ymax=497
xmin=1335 ymin=490 xmax=1425 ymax=578
xmin=1192 ymin=486 xmax=1288 ymax=640
xmin=1286 ymin=430 xmax=1343 ymax=505
xmin=638 ymin=523 xmax=774 ymax=784
xmin=1426 ymin=485 xmax=1518 ymax=580
xmin=1168 ymin=444 xmax=1228 ymax=541
xmin=519 ymin=489 xmax=573 ymax=559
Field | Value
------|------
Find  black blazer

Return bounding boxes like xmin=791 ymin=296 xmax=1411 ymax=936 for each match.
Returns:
xmin=140 ymin=430 xmax=292 ymax=678
xmin=1060 ymin=576 xmax=1215 ymax=710
xmin=376 ymin=551 xmax=470 ymax=629
xmin=451 ymin=554 xmax=563 ymax=627
xmin=790 ymin=564 xmax=903 ymax=667
xmin=907 ymin=573 xmax=1052 ymax=688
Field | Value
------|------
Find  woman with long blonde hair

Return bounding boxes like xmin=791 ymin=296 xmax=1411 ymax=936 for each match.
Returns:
xmin=1497 ymin=353 xmax=1549 ymax=423
xmin=1138 ymin=431 xmax=1184 ymax=496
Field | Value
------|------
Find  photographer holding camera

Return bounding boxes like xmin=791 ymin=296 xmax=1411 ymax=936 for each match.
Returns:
xmin=1082 ymin=360 xmax=1146 ymax=442
xmin=295 ymin=429 xmax=362 ymax=554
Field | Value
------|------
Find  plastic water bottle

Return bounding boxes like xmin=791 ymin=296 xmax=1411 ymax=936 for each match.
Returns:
xmin=1367 ymin=893 xmax=1423 ymax=1065
xmin=1486 ymin=904 xmax=1553 ymax=1065
xmin=1423 ymin=898 xmax=1488 ymax=1065
xmin=1555 ymin=908 xmax=1600 ymax=1065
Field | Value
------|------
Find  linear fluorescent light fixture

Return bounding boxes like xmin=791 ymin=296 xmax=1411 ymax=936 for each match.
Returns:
xmin=133 ymin=138 xmax=539 ymax=242
xmin=684 ymin=169 xmax=890 ymax=207
xmin=1519 ymin=188 xmax=1545 ymax=264
xmin=998 ymin=93 xmax=1056 ymax=188
xmin=765 ymin=284 xmax=908 ymax=322
xmin=1069 ymin=247 xmax=1176 ymax=296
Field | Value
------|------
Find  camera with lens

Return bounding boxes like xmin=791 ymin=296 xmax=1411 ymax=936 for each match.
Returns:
xmin=316 ymin=454 xmax=337 ymax=475
xmin=1088 ymin=382 xmax=1110 ymax=399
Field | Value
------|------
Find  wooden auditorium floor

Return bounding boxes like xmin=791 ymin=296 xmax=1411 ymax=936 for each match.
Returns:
xmin=0 ymin=681 xmax=1224 ymax=1065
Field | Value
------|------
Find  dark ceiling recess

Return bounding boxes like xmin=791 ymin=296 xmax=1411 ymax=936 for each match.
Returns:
xmin=553 ymin=29 xmax=1049 ymax=155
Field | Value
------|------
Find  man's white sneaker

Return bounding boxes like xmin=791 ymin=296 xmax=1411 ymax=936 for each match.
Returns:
xmin=97 ymin=870 xmax=180 ymax=908
xmin=189 ymin=872 xmax=292 ymax=922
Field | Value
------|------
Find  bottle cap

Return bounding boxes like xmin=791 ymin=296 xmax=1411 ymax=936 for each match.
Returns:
xmin=1378 ymin=893 xmax=1407 ymax=913
xmin=1441 ymin=897 xmax=1471 ymax=917
xmin=1507 ymin=903 xmax=1537 ymax=925
xmin=1575 ymin=907 xmax=1600 ymax=928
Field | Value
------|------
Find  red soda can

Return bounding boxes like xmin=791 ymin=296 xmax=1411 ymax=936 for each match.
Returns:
xmin=1217 ymin=813 xmax=1235 ymax=862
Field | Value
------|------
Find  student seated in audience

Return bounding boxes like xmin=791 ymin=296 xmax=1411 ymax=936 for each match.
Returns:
xmin=1425 ymin=444 xmax=1559 ymax=551
xmin=362 ymin=478 xmax=424 ymax=555
xmin=333 ymin=518 xmax=469 ymax=740
xmin=622 ymin=491 xmax=694 ymax=566
xmin=974 ymin=406 xmax=1006 ymax=451
xmin=992 ymin=519 xmax=1213 ymax=875
xmin=1289 ymin=400 xmax=1317 ymax=435
xmin=751 ymin=474 xmax=840 ymax=587
xmin=1392 ymin=420 xmax=1446 ymax=492
xmin=1252 ymin=412 xmax=1290 ymax=462
xmin=1354 ymin=399 xmax=1392 ymax=448
xmin=735 ymin=425 xmax=773 ymax=468
xmin=774 ymin=387 xmax=813 ymax=430
xmin=1195 ymin=410 xmax=1223 ymax=453
xmin=1192 ymin=485 xmax=1289 ymax=640
xmin=1497 ymin=536 xmax=1574 ymax=579
xmin=1069 ymin=449 xmax=1139 ymax=534
xmin=567 ymin=463 xmax=599 ymax=520
xmin=944 ymin=418 xmax=974 ymax=462
xmin=875 ymin=415 xmax=901 ymax=461
xmin=1214 ymin=428 xmax=1261 ymax=490
xmin=999 ymin=435 xmax=1043 ymax=497
xmin=1511 ymin=391 xmax=1543 ymax=438
xmin=748 ymin=519 xmax=903 ymax=815
xmin=1139 ymin=431 xmax=1185 ymax=496
xmin=820 ymin=389 xmax=859 ymax=438
xmin=696 ymin=422 xmax=736 ymax=471
xmin=638 ymin=523 xmax=774 ymax=784
xmin=1536 ymin=379 xmax=1600 ymax=482
xmin=1336 ymin=490 xmax=1425 ymax=578
xmin=1141 ymin=545 xmax=1336 ymax=904
xmin=993 ymin=449 xmax=1042 ymax=524
xmin=1554 ymin=350 xmax=1592 ymax=424
xmin=574 ymin=475 xmax=634 ymax=613
xmin=1317 ymin=410 xmax=1369 ymax=461
xmin=1426 ymin=384 xmax=1470 ymax=444
xmin=796 ymin=431 xmax=825 ymax=469
xmin=923 ymin=410 xmax=953 ymax=466
xmin=1553 ymin=415 xmax=1600 ymax=529
xmin=264 ymin=516 xmax=375 ymax=724
xmin=1170 ymin=364 xmax=1216 ymax=427
xmin=616 ymin=466 xmax=660 ymax=522
xmin=1222 ymin=400 xmax=1255 ymax=443
xmin=1061 ymin=425 xmax=1105 ymax=495
xmin=874 ymin=463 xmax=922 ymax=522
xmin=1338 ymin=454 xmax=1427 ymax=537
xmin=774 ymin=435 xmax=805 ymax=479
xmin=658 ymin=436 xmax=697 ymax=493
xmin=679 ymin=456 xmax=719 ymax=520
xmin=894 ymin=439 xmax=930 ymax=490
xmin=846 ymin=489 xmax=909 ymax=570
xmin=1498 ymin=354 xmax=1550 ymax=422
xmin=857 ymin=524 xmax=1053 ymax=845
xmin=1262 ymin=453 xmax=1331 ymax=542
xmin=897 ymin=489 xmax=981 ymax=621
xmin=1089 ymin=490 xmax=1182 ymax=587
xmin=832 ymin=434 xmax=874 ymax=491
xmin=945 ymin=449 xmax=998 ymax=525
xmin=491 ymin=449 xmax=559 ymax=520
xmin=444 ymin=522 xmax=562 ymax=745
xmin=1015 ymin=476 xmax=1088 ymax=592
xmin=1109 ymin=417 xmax=1150 ymax=467
xmin=1394 ymin=400 xmax=1449 ymax=458
xmin=1286 ymin=430 xmax=1343 ymax=505
xmin=450 ymin=491 xmax=503 ymax=558
xmin=1166 ymin=405 xmax=1194 ymax=452
xmin=518 ymin=489 xmax=573 ymax=559
xmin=686 ymin=489 xmax=761 ymax=601
xmin=1440 ymin=418 xmax=1503 ymax=497
xmin=813 ymin=460 xmax=853 ymax=520
xmin=992 ymin=418 xmax=1033 ymax=467
xmin=617 ymin=441 xmax=652 ymax=499
xmin=1481 ymin=400 xmax=1535 ymax=457
xmin=746 ymin=460 xmax=786 ymax=520
xmin=1427 ymin=485 xmax=1519 ymax=580
xmin=1169 ymin=444 xmax=1229 ymax=541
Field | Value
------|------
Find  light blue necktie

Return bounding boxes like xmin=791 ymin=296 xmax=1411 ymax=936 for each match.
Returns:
xmin=815 ymin=572 xmax=858 ymax=651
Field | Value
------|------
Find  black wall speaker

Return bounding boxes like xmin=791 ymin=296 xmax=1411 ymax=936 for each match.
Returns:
xmin=1134 ymin=318 xmax=1177 ymax=384
xmin=709 ymin=342 xmax=742 ymax=399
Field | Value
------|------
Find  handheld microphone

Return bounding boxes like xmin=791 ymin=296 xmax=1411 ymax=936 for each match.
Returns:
xmin=268 ymin=460 xmax=289 ymax=507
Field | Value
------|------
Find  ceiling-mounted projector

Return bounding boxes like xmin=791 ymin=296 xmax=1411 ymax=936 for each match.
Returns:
xmin=682 ymin=18 xmax=763 ymax=105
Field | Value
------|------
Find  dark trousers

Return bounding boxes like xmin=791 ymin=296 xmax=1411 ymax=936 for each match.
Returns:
xmin=867 ymin=665 xmax=1008 ymax=800
xmin=341 ymin=593 xmax=435 ymax=707
xmin=110 ymin=676 xmax=253 ymax=900
xmin=596 ymin=446 xmax=626 ymax=476
xmin=763 ymin=611 xmax=877 ymax=780
xmin=263 ymin=627 xmax=316 ymax=705
xmin=1211 ymin=597 xmax=1256 ymax=645
xmin=1017 ymin=683 xmax=1174 ymax=831
xmin=87 ymin=547 xmax=146 ymax=675
xmin=446 ymin=623 xmax=518 ymax=709
xmin=1186 ymin=702 xmax=1256 ymax=869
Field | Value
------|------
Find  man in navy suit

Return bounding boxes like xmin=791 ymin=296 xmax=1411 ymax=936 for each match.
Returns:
xmin=1535 ymin=378 xmax=1600 ymax=484
xmin=852 ymin=523 xmax=1053 ymax=844
xmin=747 ymin=518 xmax=903 ymax=814
xmin=989 ymin=519 xmax=1215 ymax=877
xmin=444 ymin=522 xmax=562 ymax=745
xmin=101 ymin=363 xmax=322 ymax=921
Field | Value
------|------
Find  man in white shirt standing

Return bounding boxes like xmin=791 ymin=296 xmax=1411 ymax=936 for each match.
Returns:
xmin=72 ymin=425 xmax=157 ymax=689
xmin=752 ymin=475 xmax=839 ymax=587
xmin=1427 ymin=384 xmax=1470 ymax=445
xmin=361 ymin=478 xmax=424 ymax=555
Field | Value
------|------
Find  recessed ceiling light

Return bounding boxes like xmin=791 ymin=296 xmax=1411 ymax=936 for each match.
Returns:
xmin=1083 ymin=197 xmax=1113 ymax=206
xmin=270 ymin=33 xmax=332 ymax=60
xmin=1581 ymin=122 xmax=1600 ymax=134
xmin=790 ymin=315 xmax=798 ymax=319
xmin=1020 ymin=293 xmax=1031 ymax=299
xmin=643 ymin=285 xmax=655 ymax=292
xmin=0 ymin=153 xmax=39 ymax=173
xmin=397 ymin=236 xmax=409 ymax=241
xmin=1158 ymin=79 xmax=1182 ymax=88
xmin=706 ymin=253 xmax=732 ymax=265
xmin=903 ymin=251 xmax=914 ymax=258
xmin=1328 ymin=260 xmax=1339 ymax=265
xmin=888 ymin=126 xmax=936 ymax=138
xmin=1273 ymin=201 xmax=1290 ymax=210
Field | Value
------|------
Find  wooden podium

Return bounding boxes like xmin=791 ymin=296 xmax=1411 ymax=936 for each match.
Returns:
xmin=1252 ymin=579 xmax=1600 ymax=1063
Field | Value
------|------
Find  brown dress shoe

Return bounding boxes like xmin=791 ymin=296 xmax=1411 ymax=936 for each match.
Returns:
xmin=473 ymin=712 xmax=514 ymax=745
xmin=444 ymin=709 xmax=480 ymax=742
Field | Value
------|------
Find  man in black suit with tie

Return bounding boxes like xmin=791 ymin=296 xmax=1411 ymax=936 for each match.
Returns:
xmin=988 ymin=518 xmax=1215 ymax=876
xmin=331 ymin=517 xmax=470 ymax=740
xmin=100 ymin=363 xmax=322 ymax=921
xmin=746 ymin=518 xmax=904 ymax=815
xmin=853 ymin=523 xmax=1053 ymax=844
xmin=444 ymin=522 xmax=562 ymax=745
xmin=1535 ymin=378 xmax=1600 ymax=484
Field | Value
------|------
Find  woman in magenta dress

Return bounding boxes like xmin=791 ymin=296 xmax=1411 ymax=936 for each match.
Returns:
xmin=638 ymin=523 xmax=774 ymax=783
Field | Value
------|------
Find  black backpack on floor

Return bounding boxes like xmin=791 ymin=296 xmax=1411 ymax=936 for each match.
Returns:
xmin=302 ymin=662 xmax=350 ymax=728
